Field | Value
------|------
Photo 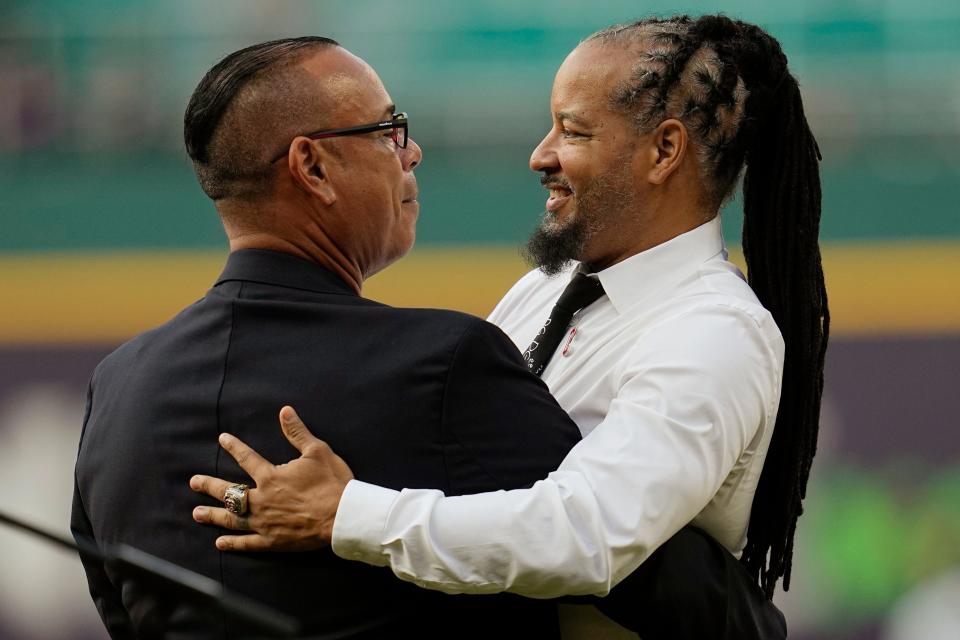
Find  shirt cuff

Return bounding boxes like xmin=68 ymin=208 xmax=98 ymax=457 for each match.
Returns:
xmin=330 ymin=479 xmax=398 ymax=567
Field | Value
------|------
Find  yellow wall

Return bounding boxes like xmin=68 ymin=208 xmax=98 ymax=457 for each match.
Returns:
xmin=2 ymin=243 xmax=958 ymax=343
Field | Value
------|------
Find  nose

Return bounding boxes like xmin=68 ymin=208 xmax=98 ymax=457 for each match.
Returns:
xmin=529 ymin=129 xmax=557 ymax=173
xmin=401 ymin=137 xmax=422 ymax=172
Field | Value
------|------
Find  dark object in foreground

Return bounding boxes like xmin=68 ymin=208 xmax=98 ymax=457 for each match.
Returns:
xmin=595 ymin=527 xmax=788 ymax=639
xmin=0 ymin=509 xmax=300 ymax=639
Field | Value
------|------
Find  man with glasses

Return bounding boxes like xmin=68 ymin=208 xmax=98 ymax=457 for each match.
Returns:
xmin=72 ymin=37 xmax=584 ymax=638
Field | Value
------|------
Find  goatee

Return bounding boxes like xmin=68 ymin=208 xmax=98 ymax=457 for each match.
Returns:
xmin=522 ymin=212 xmax=590 ymax=276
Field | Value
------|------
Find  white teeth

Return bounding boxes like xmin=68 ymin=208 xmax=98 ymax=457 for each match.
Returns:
xmin=550 ymin=188 xmax=569 ymax=198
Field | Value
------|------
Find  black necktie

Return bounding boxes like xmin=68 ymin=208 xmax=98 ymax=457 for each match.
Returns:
xmin=523 ymin=273 xmax=606 ymax=377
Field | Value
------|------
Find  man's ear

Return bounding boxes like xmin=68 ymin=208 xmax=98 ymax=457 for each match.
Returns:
xmin=286 ymin=137 xmax=337 ymax=205
xmin=645 ymin=118 xmax=688 ymax=185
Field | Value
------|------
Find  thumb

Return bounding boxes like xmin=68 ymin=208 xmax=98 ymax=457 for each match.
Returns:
xmin=278 ymin=405 xmax=318 ymax=453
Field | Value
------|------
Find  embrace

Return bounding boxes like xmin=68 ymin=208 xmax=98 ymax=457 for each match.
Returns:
xmin=73 ymin=14 xmax=828 ymax=640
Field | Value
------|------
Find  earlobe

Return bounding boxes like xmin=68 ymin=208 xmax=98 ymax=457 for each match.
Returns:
xmin=648 ymin=119 xmax=687 ymax=185
xmin=288 ymin=138 xmax=337 ymax=205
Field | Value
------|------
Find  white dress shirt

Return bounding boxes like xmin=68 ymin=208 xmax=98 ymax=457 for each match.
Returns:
xmin=332 ymin=216 xmax=784 ymax=598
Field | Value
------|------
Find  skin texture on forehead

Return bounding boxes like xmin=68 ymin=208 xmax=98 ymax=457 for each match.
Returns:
xmin=552 ymin=43 xmax=632 ymax=132
xmin=299 ymin=49 xmax=393 ymax=125
xmin=325 ymin=72 xmax=367 ymax=103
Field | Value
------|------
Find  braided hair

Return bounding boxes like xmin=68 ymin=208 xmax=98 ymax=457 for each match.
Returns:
xmin=587 ymin=15 xmax=829 ymax=598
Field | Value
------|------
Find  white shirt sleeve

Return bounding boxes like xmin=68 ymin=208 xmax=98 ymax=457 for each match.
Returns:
xmin=331 ymin=305 xmax=780 ymax=598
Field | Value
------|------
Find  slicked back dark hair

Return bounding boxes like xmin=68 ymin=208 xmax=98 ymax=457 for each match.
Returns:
xmin=184 ymin=36 xmax=339 ymax=200
xmin=587 ymin=15 xmax=829 ymax=598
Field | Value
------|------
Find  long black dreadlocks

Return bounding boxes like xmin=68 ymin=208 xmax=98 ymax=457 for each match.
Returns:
xmin=587 ymin=15 xmax=830 ymax=598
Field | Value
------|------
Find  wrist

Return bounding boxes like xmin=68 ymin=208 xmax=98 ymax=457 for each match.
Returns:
xmin=330 ymin=480 xmax=398 ymax=566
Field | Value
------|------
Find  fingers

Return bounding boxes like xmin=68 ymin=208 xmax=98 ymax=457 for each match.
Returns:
xmin=189 ymin=474 xmax=235 ymax=502
xmin=219 ymin=432 xmax=271 ymax=479
xmin=192 ymin=507 xmax=271 ymax=553
xmin=278 ymin=406 xmax=320 ymax=453
xmin=192 ymin=504 xmax=272 ymax=552
xmin=215 ymin=534 xmax=273 ymax=553
xmin=192 ymin=505 xmax=252 ymax=532
xmin=279 ymin=408 xmax=349 ymax=476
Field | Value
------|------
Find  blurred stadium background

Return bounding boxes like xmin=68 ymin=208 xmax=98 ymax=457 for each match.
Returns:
xmin=1 ymin=1 xmax=958 ymax=638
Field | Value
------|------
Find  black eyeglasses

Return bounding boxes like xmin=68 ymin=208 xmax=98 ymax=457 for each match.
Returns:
xmin=271 ymin=112 xmax=408 ymax=162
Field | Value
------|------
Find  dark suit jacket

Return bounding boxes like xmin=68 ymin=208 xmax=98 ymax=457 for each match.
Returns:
xmin=71 ymin=248 xmax=582 ymax=639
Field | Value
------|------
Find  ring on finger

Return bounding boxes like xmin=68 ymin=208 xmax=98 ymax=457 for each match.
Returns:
xmin=223 ymin=483 xmax=249 ymax=516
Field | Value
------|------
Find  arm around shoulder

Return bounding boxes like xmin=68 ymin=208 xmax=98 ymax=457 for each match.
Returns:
xmin=331 ymin=305 xmax=781 ymax=598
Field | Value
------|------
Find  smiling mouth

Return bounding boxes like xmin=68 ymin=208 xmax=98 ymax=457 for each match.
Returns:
xmin=544 ymin=183 xmax=573 ymax=213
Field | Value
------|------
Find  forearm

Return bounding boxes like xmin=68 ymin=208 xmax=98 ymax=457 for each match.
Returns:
xmin=332 ymin=413 xmax=730 ymax=599
xmin=331 ymin=356 xmax=764 ymax=598
xmin=333 ymin=473 xmax=626 ymax=598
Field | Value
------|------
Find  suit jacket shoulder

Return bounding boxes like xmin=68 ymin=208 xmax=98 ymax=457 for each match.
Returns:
xmin=73 ymin=254 xmax=572 ymax=638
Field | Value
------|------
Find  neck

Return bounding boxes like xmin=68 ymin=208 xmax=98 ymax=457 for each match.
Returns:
xmin=228 ymin=231 xmax=364 ymax=294
xmin=586 ymin=206 xmax=715 ymax=272
xmin=219 ymin=196 xmax=366 ymax=294
xmin=586 ymin=158 xmax=720 ymax=268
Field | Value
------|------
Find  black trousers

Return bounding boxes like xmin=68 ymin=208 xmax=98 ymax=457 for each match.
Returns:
xmin=573 ymin=527 xmax=787 ymax=640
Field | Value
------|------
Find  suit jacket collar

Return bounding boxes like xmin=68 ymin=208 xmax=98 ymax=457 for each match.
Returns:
xmin=215 ymin=249 xmax=358 ymax=296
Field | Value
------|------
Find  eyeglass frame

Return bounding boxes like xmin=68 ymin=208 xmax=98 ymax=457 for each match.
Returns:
xmin=271 ymin=112 xmax=408 ymax=163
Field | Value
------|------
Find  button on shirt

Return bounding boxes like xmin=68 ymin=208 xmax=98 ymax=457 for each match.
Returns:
xmin=331 ymin=216 xmax=785 ymax=598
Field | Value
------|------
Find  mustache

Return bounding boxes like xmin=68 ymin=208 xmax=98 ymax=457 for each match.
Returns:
xmin=540 ymin=174 xmax=572 ymax=191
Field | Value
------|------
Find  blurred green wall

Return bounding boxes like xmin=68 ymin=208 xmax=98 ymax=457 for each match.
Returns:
xmin=2 ymin=0 xmax=958 ymax=251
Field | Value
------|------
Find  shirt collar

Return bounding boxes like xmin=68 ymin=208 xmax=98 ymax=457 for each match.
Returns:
xmin=588 ymin=216 xmax=726 ymax=315
xmin=215 ymin=249 xmax=358 ymax=296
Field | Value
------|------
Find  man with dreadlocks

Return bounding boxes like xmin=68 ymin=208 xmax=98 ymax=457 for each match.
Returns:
xmin=191 ymin=14 xmax=827 ymax=637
